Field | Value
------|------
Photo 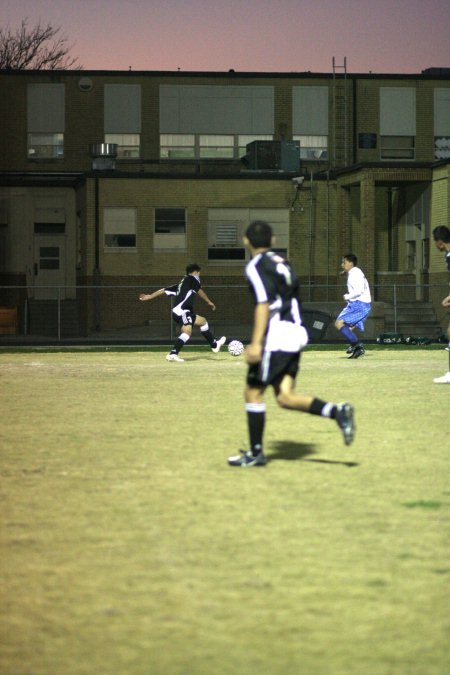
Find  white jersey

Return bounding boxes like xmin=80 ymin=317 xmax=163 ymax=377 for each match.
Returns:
xmin=346 ymin=266 xmax=371 ymax=303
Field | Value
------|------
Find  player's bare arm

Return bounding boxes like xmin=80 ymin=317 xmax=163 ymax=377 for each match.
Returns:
xmin=198 ymin=289 xmax=216 ymax=311
xmin=246 ymin=302 xmax=269 ymax=364
xmin=139 ymin=288 xmax=165 ymax=302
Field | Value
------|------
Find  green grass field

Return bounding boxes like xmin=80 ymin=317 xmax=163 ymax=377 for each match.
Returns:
xmin=1 ymin=345 xmax=449 ymax=675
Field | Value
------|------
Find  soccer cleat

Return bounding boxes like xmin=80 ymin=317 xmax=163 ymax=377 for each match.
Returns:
xmin=346 ymin=344 xmax=356 ymax=354
xmin=227 ymin=450 xmax=267 ymax=467
xmin=347 ymin=345 xmax=365 ymax=359
xmin=212 ymin=336 xmax=226 ymax=353
xmin=445 ymin=344 xmax=450 ymax=352
xmin=433 ymin=371 xmax=450 ymax=384
xmin=166 ymin=353 xmax=185 ymax=362
xmin=335 ymin=403 xmax=355 ymax=445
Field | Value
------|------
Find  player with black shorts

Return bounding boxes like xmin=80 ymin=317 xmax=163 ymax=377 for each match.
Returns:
xmin=228 ymin=220 xmax=355 ymax=467
xmin=139 ymin=263 xmax=226 ymax=362
xmin=432 ymin=225 xmax=450 ymax=384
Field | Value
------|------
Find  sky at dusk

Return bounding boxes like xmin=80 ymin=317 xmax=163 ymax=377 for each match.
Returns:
xmin=1 ymin=0 xmax=450 ymax=74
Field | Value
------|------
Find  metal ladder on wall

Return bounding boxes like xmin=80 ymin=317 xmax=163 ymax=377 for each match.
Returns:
xmin=332 ymin=57 xmax=348 ymax=168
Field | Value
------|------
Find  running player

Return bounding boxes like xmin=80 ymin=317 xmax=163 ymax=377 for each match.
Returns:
xmin=228 ymin=220 xmax=355 ymax=467
xmin=139 ymin=263 xmax=226 ymax=362
xmin=335 ymin=254 xmax=372 ymax=359
xmin=432 ymin=225 xmax=450 ymax=384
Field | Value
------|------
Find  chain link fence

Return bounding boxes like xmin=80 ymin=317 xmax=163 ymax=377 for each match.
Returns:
xmin=0 ymin=283 xmax=447 ymax=342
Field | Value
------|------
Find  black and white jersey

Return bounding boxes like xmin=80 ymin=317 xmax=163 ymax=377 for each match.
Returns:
xmin=164 ymin=274 xmax=201 ymax=318
xmin=245 ymin=251 xmax=308 ymax=353
xmin=445 ymin=250 xmax=450 ymax=272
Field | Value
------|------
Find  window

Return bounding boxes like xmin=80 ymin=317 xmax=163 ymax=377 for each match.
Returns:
xmin=434 ymin=89 xmax=450 ymax=159
xmin=160 ymin=134 xmax=195 ymax=159
xmin=293 ymin=86 xmax=329 ymax=161
xmin=105 ymin=134 xmax=140 ymax=158
xmin=27 ymin=84 xmax=65 ymax=159
xmin=199 ymin=135 xmax=234 ymax=158
xmin=208 ymin=215 xmax=246 ymax=261
xmin=380 ymin=136 xmax=415 ymax=159
xmin=103 ymin=207 xmax=136 ymax=249
xmin=34 ymin=207 xmax=66 ymax=233
xmin=28 ymin=133 xmax=64 ymax=159
xmin=208 ymin=208 xmax=289 ymax=262
xmin=160 ymin=134 xmax=273 ymax=160
xmin=380 ymin=87 xmax=416 ymax=160
xmin=104 ymin=85 xmax=141 ymax=158
xmin=39 ymin=247 xmax=60 ymax=270
xmin=159 ymin=85 xmax=274 ymax=160
xmin=154 ymin=208 xmax=186 ymax=250
xmin=293 ymin=135 xmax=328 ymax=160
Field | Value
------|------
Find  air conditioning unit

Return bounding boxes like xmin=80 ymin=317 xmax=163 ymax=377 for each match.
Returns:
xmin=242 ymin=140 xmax=300 ymax=172
xmin=88 ymin=143 xmax=118 ymax=170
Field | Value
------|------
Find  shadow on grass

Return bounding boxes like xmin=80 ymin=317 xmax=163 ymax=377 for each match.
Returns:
xmin=269 ymin=440 xmax=359 ymax=467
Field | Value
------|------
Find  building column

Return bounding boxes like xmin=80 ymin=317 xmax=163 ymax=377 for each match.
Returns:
xmin=360 ymin=173 xmax=376 ymax=285
xmin=337 ymin=182 xmax=352 ymax=256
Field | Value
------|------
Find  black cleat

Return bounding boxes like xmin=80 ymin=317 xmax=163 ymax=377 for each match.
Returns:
xmin=347 ymin=344 xmax=365 ymax=359
xmin=346 ymin=344 xmax=356 ymax=355
xmin=335 ymin=403 xmax=355 ymax=445
xmin=228 ymin=450 xmax=267 ymax=467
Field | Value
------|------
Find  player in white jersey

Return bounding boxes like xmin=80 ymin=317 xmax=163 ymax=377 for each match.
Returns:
xmin=228 ymin=220 xmax=355 ymax=467
xmin=335 ymin=254 xmax=372 ymax=359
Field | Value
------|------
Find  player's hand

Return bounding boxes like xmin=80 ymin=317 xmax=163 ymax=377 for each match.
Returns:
xmin=245 ymin=343 xmax=262 ymax=364
xmin=209 ymin=302 xmax=216 ymax=311
xmin=442 ymin=296 xmax=450 ymax=307
xmin=343 ymin=293 xmax=350 ymax=300
xmin=139 ymin=294 xmax=148 ymax=301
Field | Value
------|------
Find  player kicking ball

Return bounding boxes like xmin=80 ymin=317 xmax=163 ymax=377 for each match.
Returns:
xmin=139 ymin=263 xmax=226 ymax=362
xmin=228 ymin=220 xmax=355 ymax=468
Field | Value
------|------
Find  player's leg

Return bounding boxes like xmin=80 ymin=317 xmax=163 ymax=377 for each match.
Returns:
xmin=273 ymin=374 xmax=355 ymax=446
xmin=166 ymin=316 xmax=192 ymax=362
xmin=228 ymin=383 xmax=267 ymax=466
xmin=433 ymin=319 xmax=450 ymax=383
xmin=335 ymin=316 xmax=359 ymax=350
xmin=195 ymin=315 xmax=226 ymax=352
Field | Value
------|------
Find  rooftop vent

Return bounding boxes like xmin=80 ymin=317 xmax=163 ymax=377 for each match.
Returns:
xmin=88 ymin=143 xmax=118 ymax=170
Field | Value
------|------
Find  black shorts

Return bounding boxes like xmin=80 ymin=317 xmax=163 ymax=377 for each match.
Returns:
xmin=172 ymin=311 xmax=196 ymax=326
xmin=247 ymin=350 xmax=301 ymax=388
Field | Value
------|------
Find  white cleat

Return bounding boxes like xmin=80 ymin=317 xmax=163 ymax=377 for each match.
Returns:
xmin=212 ymin=336 xmax=226 ymax=353
xmin=166 ymin=353 xmax=184 ymax=362
xmin=433 ymin=371 xmax=450 ymax=384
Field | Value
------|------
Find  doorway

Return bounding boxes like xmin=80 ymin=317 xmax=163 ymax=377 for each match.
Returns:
xmin=33 ymin=234 xmax=67 ymax=300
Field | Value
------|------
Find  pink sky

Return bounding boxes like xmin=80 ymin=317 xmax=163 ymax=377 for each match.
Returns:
xmin=2 ymin=0 xmax=450 ymax=73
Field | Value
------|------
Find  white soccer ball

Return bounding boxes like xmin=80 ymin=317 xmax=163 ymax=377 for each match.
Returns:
xmin=228 ymin=340 xmax=244 ymax=356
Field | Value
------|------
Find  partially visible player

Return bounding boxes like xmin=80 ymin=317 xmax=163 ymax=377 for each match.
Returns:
xmin=228 ymin=220 xmax=355 ymax=468
xmin=335 ymin=254 xmax=372 ymax=359
xmin=139 ymin=263 xmax=226 ymax=362
xmin=432 ymin=225 xmax=450 ymax=384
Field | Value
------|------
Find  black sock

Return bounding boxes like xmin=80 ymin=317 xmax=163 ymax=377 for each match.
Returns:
xmin=309 ymin=398 xmax=337 ymax=418
xmin=170 ymin=338 xmax=185 ymax=354
xmin=201 ymin=329 xmax=215 ymax=347
xmin=247 ymin=408 xmax=265 ymax=455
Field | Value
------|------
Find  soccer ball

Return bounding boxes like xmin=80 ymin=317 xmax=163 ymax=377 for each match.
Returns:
xmin=228 ymin=340 xmax=244 ymax=356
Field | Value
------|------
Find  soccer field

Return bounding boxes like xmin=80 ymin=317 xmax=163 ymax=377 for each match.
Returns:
xmin=0 ymin=346 xmax=448 ymax=675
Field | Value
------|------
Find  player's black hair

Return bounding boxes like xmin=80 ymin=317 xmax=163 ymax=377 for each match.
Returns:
xmin=432 ymin=226 xmax=450 ymax=243
xmin=343 ymin=253 xmax=358 ymax=266
xmin=186 ymin=263 xmax=201 ymax=275
xmin=245 ymin=220 xmax=273 ymax=248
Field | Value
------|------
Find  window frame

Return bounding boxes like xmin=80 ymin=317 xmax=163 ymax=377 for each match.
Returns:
xmin=103 ymin=207 xmax=137 ymax=251
xmin=154 ymin=207 xmax=187 ymax=251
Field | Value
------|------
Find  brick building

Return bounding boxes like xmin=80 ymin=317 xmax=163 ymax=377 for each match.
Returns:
xmin=0 ymin=67 xmax=449 ymax=337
